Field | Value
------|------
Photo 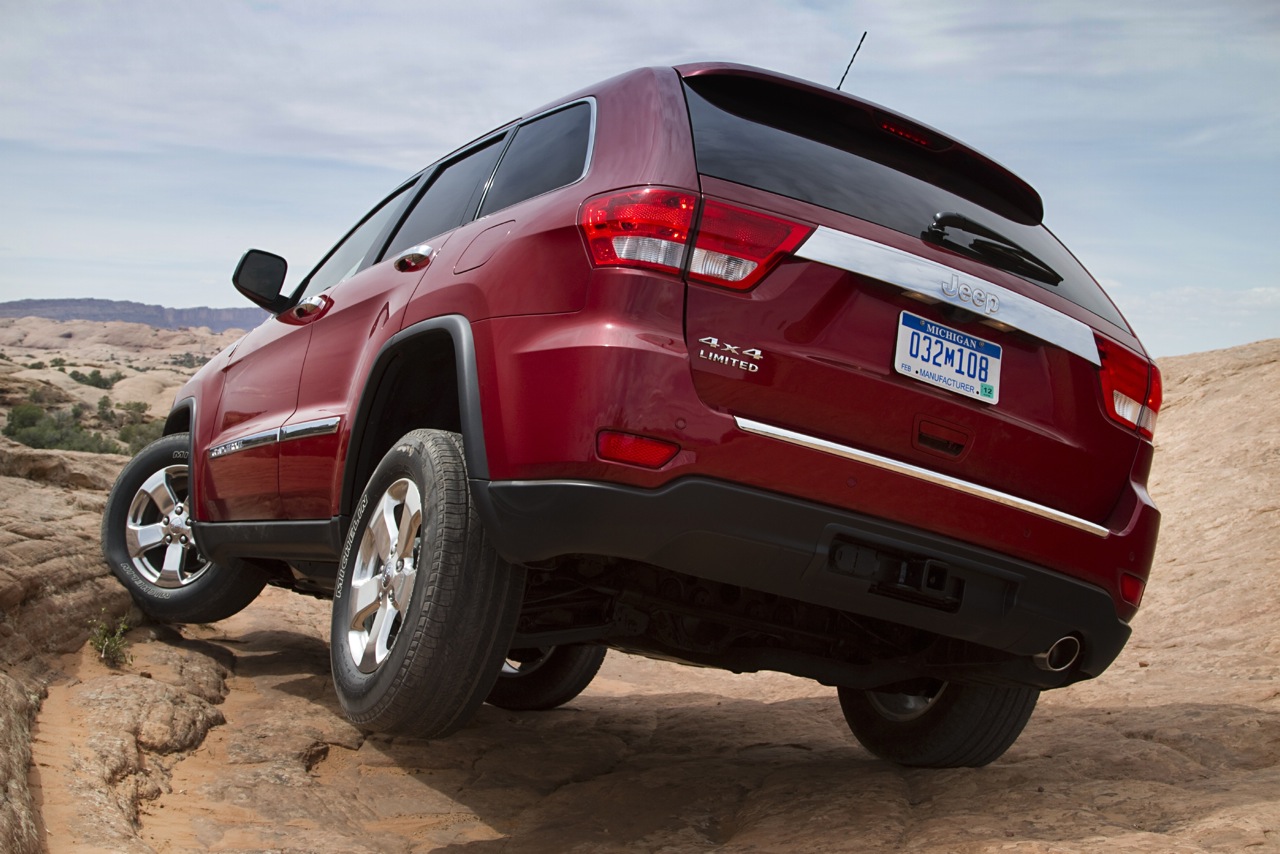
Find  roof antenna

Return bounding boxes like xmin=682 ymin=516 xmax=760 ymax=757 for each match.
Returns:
xmin=837 ymin=32 xmax=868 ymax=91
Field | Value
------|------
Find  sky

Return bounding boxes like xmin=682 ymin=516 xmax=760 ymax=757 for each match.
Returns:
xmin=0 ymin=0 xmax=1276 ymax=357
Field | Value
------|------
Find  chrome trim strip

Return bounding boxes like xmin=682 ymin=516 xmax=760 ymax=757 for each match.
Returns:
xmin=209 ymin=428 xmax=279 ymax=459
xmin=736 ymin=416 xmax=1109 ymax=537
xmin=795 ymin=227 xmax=1101 ymax=366
xmin=280 ymin=416 xmax=342 ymax=442
xmin=210 ymin=417 xmax=343 ymax=460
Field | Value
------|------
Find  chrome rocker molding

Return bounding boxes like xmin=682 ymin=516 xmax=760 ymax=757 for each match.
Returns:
xmin=209 ymin=416 xmax=342 ymax=459
xmin=736 ymin=416 xmax=1109 ymax=538
xmin=795 ymin=227 xmax=1101 ymax=366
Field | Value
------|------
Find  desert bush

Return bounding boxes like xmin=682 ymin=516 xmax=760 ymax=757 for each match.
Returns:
xmin=88 ymin=611 xmax=132 ymax=667
xmin=3 ymin=402 xmax=123 ymax=453
xmin=117 ymin=400 xmax=150 ymax=424
xmin=69 ymin=368 xmax=125 ymax=389
xmin=170 ymin=352 xmax=209 ymax=369
xmin=120 ymin=420 xmax=164 ymax=454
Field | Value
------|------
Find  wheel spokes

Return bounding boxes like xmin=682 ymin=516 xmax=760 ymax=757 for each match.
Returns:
xmin=158 ymin=542 xmax=187 ymax=586
xmin=359 ymin=603 xmax=396 ymax=672
xmin=346 ymin=477 xmax=424 ymax=673
xmin=137 ymin=469 xmax=180 ymax=517
xmin=126 ymin=522 xmax=165 ymax=557
xmin=348 ymin=574 xmax=382 ymax=629
xmin=393 ymin=485 xmax=422 ymax=560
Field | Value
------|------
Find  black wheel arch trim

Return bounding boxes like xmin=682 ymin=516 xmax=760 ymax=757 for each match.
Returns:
xmin=341 ymin=314 xmax=489 ymax=519
xmin=164 ymin=397 xmax=196 ymax=438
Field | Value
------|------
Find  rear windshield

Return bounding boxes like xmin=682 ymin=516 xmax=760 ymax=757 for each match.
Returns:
xmin=682 ymin=75 xmax=1127 ymax=329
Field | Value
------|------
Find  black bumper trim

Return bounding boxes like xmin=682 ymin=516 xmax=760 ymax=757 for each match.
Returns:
xmin=473 ymin=477 xmax=1130 ymax=677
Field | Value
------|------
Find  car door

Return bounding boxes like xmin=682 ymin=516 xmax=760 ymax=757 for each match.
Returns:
xmin=202 ymin=182 xmax=415 ymax=521
xmin=279 ymin=134 xmax=509 ymax=519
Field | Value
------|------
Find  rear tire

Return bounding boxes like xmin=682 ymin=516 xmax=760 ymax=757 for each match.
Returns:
xmin=101 ymin=433 xmax=266 ymax=623
xmin=329 ymin=429 xmax=524 ymax=738
xmin=838 ymin=680 xmax=1039 ymax=768
xmin=487 ymin=645 xmax=607 ymax=711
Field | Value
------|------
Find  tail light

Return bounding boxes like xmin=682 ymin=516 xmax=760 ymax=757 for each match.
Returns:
xmin=687 ymin=200 xmax=812 ymax=290
xmin=580 ymin=188 xmax=812 ymax=290
xmin=580 ymin=188 xmax=696 ymax=274
xmin=1096 ymin=336 xmax=1162 ymax=439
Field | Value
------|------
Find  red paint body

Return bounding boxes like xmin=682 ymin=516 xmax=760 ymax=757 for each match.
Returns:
xmin=173 ymin=63 xmax=1160 ymax=679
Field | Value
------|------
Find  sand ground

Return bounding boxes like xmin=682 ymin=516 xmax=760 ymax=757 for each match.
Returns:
xmin=1 ymin=318 xmax=1276 ymax=852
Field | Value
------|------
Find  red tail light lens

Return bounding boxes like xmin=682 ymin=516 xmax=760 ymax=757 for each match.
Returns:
xmin=580 ymin=189 xmax=812 ymax=291
xmin=687 ymin=200 xmax=813 ymax=291
xmin=1096 ymin=336 xmax=1161 ymax=439
xmin=596 ymin=430 xmax=680 ymax=468
xmin=580 ymin=188 xmax=697 ymax=274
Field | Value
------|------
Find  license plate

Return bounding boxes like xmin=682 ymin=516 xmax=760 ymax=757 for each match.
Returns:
xmin=894 ymin=311 xmax=1001 ymax=404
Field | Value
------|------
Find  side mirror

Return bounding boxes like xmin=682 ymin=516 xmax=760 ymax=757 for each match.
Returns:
xmin=232 ymin=250 xmax=292 ymax=314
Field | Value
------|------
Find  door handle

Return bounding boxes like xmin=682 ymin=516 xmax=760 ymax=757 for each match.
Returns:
xmin=394 ymin=244 xmax=434 ymax=273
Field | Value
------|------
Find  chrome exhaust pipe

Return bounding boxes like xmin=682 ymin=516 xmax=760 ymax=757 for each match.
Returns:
xmin=1033 ymin=636 xmax=1082 ymax=672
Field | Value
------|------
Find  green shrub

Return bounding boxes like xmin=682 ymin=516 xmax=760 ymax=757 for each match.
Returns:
xmin=170 ymin=352 xmax=209 ymax=369
xmin=117 ymin=400 xmax=150 ymax=424
xmin=68 ymin=368 xmax=125 ymax=389
xmin=3 ymin=404 xmax=123 ymax=453
xmin=88 ymin=611 xmax=132 ymax=667
xmin=120 ymin=420 xmax=164 ymax=454
xmin=50 ymin=357 xmax=66 ymax=368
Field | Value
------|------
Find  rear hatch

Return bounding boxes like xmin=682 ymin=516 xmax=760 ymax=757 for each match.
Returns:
xmin=675 ymin=66 xmax=1158 ymax=528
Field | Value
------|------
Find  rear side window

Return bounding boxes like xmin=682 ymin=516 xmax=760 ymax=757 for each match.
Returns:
xmin=478 ymin=102 xmax=592 ymax=217
xmin=383 ymin=136 xmax=506 ymax=259
xmin=683 ymin=75 xmax=1127 ymax=328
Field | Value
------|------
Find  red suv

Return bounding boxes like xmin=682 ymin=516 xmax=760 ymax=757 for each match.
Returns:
xmin=102 ymin=63 xmax=1161 ymax=767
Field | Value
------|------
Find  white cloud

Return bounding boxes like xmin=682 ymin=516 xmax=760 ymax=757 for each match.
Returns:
xmin=0 ymin=0 xmax=1275 ymax=359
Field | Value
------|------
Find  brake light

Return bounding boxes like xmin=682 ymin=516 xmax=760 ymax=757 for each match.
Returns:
xmin=580 ymin=188 xmax=697 ymax=274
xmin=1096 ymin=336 xmax=1161 ymax=439
xmin=687 ymin=200 xmax=813 ymax=291
xmin=580 ymin=189 xmax=812 ymax=291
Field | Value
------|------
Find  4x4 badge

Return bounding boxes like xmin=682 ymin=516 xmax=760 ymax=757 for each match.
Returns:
xmin=697 ymin=336 xmax=763 ymax=373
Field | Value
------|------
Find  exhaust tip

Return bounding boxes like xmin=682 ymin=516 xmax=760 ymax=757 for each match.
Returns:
xmin=1033 ymin=636 xmax=1082 ymax=672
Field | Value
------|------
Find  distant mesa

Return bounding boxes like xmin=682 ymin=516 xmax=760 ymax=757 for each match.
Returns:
xmin=0 ymin=298 xmax=266 ymax=333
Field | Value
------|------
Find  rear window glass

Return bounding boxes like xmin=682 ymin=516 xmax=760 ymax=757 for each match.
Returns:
xmin=683 ymin=75 xmax=1127 ymax=328
xmin=479 ymin=102 xmax=592 ymax=217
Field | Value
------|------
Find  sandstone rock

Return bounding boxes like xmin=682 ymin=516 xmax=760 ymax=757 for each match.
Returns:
xmin=0 ymin=322 xmax=1277 ymax=852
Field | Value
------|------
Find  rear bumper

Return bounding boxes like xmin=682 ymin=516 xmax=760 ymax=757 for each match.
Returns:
xmin=473 ymin=476 xmax=1132 ymax=680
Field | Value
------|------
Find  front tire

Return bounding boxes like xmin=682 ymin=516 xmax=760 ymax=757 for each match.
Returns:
xmin=838 ymin=680 xmax=1039 ymax=768
xmin=330 ymin=429 xmax=524 ymax=738
xmin=101 ymin=433 xmax=267 ymax=623
xmin=487 ymin=645 xmax=607 ymax=711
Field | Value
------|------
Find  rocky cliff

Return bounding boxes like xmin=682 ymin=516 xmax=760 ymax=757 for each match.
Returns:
xmin=0 ymin=299 xmax=265 ymax=333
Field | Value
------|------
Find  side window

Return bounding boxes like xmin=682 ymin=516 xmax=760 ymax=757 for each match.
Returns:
xmin=300 ymin=184 xmax=413 ymax=299
xmin=478 ymin=102 xmax=592 ymax=218
xmin=381 ymin=137 xmax=506 ymax=261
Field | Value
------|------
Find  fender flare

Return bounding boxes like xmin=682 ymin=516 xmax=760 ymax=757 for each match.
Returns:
xmin=341 ymin=314 xmax=490 ymax=515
